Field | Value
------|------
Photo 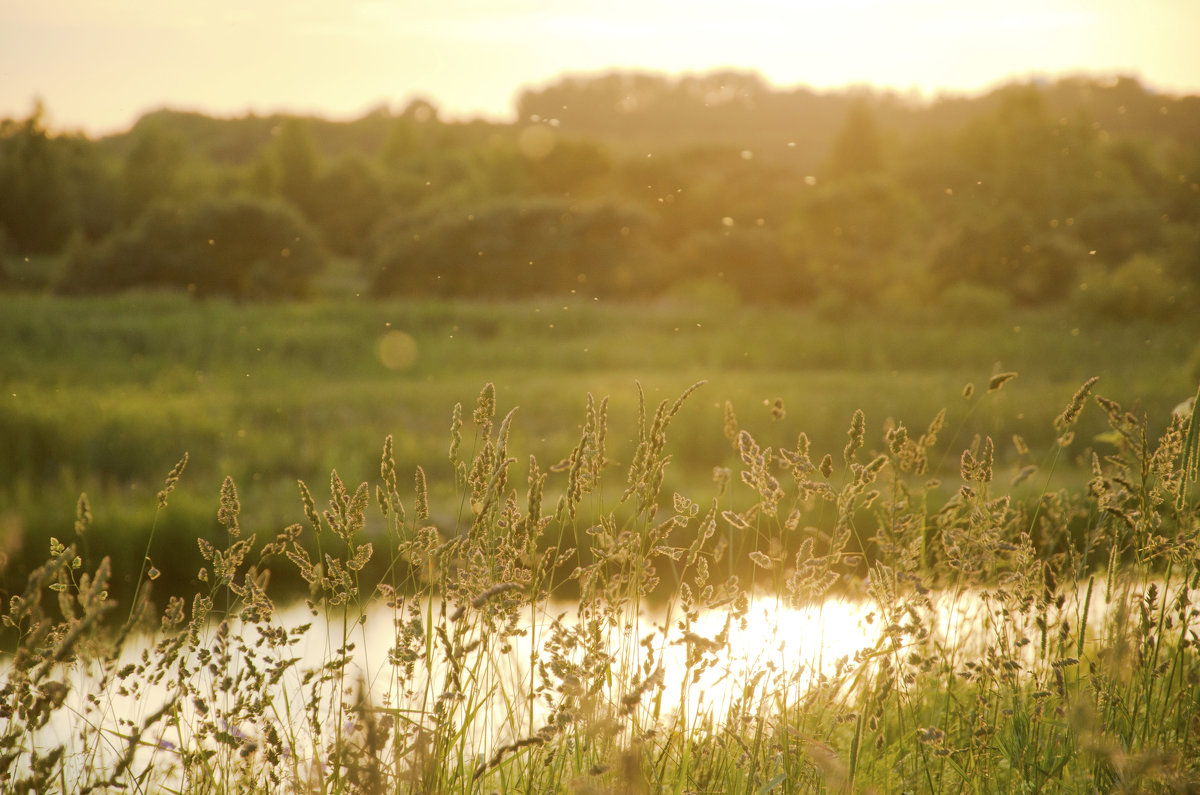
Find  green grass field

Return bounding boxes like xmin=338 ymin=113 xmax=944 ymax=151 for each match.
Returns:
xmin=1 ymin=292 xmax=1196 ymax=600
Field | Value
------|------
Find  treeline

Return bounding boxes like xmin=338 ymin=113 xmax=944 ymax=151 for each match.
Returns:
xmin=2 ymin=71 xmax=1198 ymax=316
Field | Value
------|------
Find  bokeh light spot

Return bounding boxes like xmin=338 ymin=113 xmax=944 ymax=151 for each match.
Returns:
xmin=518 ymin=125 xmax=556 ymax=159
xmin=378 ymin=330 xmax=418 ymax=371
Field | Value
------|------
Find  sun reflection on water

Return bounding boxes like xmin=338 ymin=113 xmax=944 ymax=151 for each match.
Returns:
xmin=24 ymin=578 xmax=1122 ymax=782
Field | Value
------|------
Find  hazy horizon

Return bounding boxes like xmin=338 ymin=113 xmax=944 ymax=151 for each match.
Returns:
xmin=4 ymin=0 xmax=1199 ymax=137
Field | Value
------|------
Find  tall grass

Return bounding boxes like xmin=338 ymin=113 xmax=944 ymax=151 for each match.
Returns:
xmin=3 ymin=293 xmax=1196 ymax=603
xmin=1 ymin=375 xmax=1197 ymax=793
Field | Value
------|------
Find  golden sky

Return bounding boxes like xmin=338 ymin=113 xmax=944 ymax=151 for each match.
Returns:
xmin=3 ymin=0 xmax=1198 ymax=135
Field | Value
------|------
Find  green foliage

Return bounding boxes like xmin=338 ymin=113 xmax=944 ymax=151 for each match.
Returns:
xmin=64 ymin=196 xmax=324 ymax=299
xmin=2 ymin=73 xmax=1199 ymax=311
xmin=118 ymin=119 xmax=190 ymax=223
xmin=952 ymin=85 xmax=1105 ymax=221
xmin=370 ymin=197 xmax=658 ymax=298
xmin=522 ymin=132 xmax=612 ymax=194
xmin=309 ymin=154 xmax=385 ymax=256
xmin=672 ymin=225 xmax=809 ymax=304
xmin=823 ymin=100 xmax=885 ymax=179
xmin=1074 ymin=196 xmax=1166 ymax=266
xmin=797 ymin=174 xmax=928 ymax=302
xmin=0 ymin=106 xmax=108 ymax=254
xmin=1072 ymin=254 xmax=1194 ymax=322
xmin=271 ymin=118 xmax=322 ymax=216
xmin=930 ymin=207 xmax=1085 ymax=304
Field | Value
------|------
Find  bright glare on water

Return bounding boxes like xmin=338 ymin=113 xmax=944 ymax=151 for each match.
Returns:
xmin=25 ymin=579 xmax=1116 ymax=781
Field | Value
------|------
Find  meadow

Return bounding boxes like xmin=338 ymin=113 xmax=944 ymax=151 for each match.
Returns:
xmin=3 ymin=292 xmax=1196 ymax=597
xmin=0 ymin=292 xmax=1198 ymax=792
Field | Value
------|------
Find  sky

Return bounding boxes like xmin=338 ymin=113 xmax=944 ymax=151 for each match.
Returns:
xmin=3 ymin=0 xmax=1199 ymax=136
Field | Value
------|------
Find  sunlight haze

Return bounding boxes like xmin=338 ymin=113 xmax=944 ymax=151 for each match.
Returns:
xmin=3 ymin=0 xmax=1199 ymax=133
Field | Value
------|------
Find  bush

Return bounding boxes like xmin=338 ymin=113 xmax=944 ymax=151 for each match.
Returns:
xmin=369 ymin=197 xmax=659 ymax=299
xmin=672 ymin=226 xmax=811 ymax=304
xmin=798 ymin=175 xmax=929 ymax=302
xmin=1073 ymin=196 xmax=1165 ymax=267
xmin=64 ymin=196 xmax=324 ymax=299
xmin=1072 ymin=254 xmax=1193 ymax=322
xmin=930 ymin=208 xmax=1085 ymax=304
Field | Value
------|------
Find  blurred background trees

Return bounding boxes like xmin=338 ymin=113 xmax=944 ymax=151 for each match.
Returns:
xmin=62 ymin=196 xmax=322 ymax=299
xmin=1 ymin=73 xmax=1196 ymax=318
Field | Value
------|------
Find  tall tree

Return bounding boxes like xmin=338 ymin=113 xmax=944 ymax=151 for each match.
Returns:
xmin=120 ymin=121 xmax=187 ymax=222
xmin=273 ymin=119 xmax=321 ymax=217
xmin=0 ymin=105 xmax=77 ymax=253
xmin=824 ymin=101 xmax=885 ymax=179
xmin=310 ymin=154 xmax=386 ymax=256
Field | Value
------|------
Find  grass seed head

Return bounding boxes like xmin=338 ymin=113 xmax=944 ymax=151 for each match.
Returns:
xmin=1056 ymin=376 xmax=1100 ymax=432
xmin=218 ymin=476 xmax=241 ymax=536
xmin=723 ymin=400 xmax=739 ymax=442
xmin=157 ymin=452 xmax=189 ymax=508
xmin=987 ymin=371 xmax=1018 ymax=393
xmin=844 ymin=409 xmax=866 ymax=464
xmin=74 ymin=492 xmax=92 ymax=536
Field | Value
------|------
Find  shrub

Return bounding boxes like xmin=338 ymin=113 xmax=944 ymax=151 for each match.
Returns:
xmin=672 ymin=226 xmax=811 ymax=304
xmin=64 ymin=196 xmax=324 ymax=299
xmin=1072 ymin=254 xmax=1193 ymax=322
xmin=930 ymin=208 xmax=1085 ymax=304
xmin=369 ymin=197 xmax=659 ymax=299
xmin=1073 ymin=196 xmax=1165 ymax=267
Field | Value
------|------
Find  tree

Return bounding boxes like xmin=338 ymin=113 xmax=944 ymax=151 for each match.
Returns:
xmin=796 ymin=175 xmax=928 ymax=303
xmin=1073 ymin=197 xmax=1164 ymax=266
xmin=273 ymin=119 xmax=322 ymax=217
xmin=120 ymin=120 xmax=187 ymax=222
xmin=524 ymin=136 xmax=612 ymax=196
xmin=379 ymin=101 xmax=443 ymax=174
xmin=1073 ymin=254 xmax=1192 ymax=322
xmin=824 ymin=102 xmax=884 ymax=179
xmin=0 ymin=105 xmax=78 ymax=253
xmin=370 ymin=197 xmax=658 ymax=298
xmin=309 ymin=154 xmax=386 ymax=256
xmin=951 ymin=86 xmax=1104 ymax=221
xmin=930 ymin=207 xmax=1084 ymax=305
xmin=65 ymin=196 xmax=324 ymax=299
xmin=673 ymin=226 xmax=809 ymax=304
